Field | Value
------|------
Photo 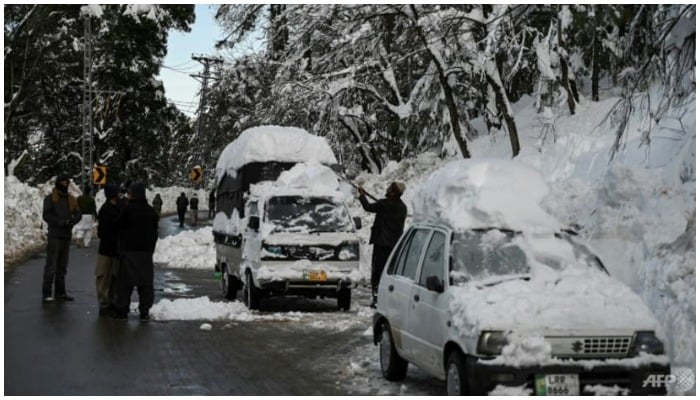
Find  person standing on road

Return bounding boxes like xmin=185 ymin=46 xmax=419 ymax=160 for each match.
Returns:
xmin=189 ymin=193 xmax=199 ymax=225
xmin=152 ymin=193 xmax=163 ymax=218
xmin=41 ymin=174 xmax=82 ymax=303
xmin=74 ymin=185 xmax=97 ymax=248
xmin=114 ymin=182 xmax=159 ymax=321
xmin=95 ymin=184 xmax=121 ymax=316
xmin=358 ymin=182 xmax=407 ymax=308
xmin=208 ymin=189 xmax=216 ymax=219
xmin=176 ymin=192 xmax=188 ymax=227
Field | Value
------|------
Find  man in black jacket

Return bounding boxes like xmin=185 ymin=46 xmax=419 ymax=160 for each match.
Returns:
xmin=42 ymin=174 xmax=82 ymax=302
xmin=176 ymin=192 xmax=188 ymax=227
xmin=114 ymin=182 xmax=159 ymax=321
xmin=95 ymin=184 xmax=121 ymax=316
xmin=358 ymin=181 xmax=407 ymax=308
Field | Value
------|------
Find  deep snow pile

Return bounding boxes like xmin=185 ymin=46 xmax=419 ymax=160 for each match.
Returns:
xmin=153 ymin=227 xmax=214 ymax=270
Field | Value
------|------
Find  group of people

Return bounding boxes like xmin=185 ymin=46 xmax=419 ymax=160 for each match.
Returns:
xmin=176 ymin=189 xmax=216 ymax=227
xmin=42 ymin=175 xmax=159 ymax=321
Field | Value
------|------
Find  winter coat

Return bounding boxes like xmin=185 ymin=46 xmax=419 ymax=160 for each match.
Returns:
xmin=359 ymin=195 xmax=407 ymax=248
xmin=190 ymin=197 xmax=199 ymax=210
xmin=43 ymin=189 xmax=81 ymax=239
xmin=77 ymin=194 xmax=97 ymax=216
xmin=176 ymin=195 xmax=188 ymax=212
xmin=152 ymin=196 xmax=163 ymax=215
xmin=117 ymin=198 xmax=159 ymax=253
xmin=209 ymin=191 xmax=216 ymax=206
xmin=97 ymin=200 xmax=121 ymax=257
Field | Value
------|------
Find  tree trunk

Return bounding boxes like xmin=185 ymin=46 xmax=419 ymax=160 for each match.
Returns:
xmin=484 ymin=70 xmax=520 ymax=158
xmin=591 ymin=9 xmax=600 ymax=101
xmin=560 ymin=56 xmax=577 ymax=114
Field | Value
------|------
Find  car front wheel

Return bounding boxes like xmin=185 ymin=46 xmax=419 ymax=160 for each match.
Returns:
xmin=337 ymin=287 xmax=351 ymax=311
xmin=379 ymin=321 xmax=408 ymax=381
xmin=445 ymin=351 xmax=468 ymax=395
xmin=244 ymin=272 xmax=260 ymax=310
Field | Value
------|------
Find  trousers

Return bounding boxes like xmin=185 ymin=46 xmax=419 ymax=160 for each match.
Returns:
xmin=42 ymin=237 xmax=71 ymax=298
xmin=95 ymin=254 xmax=119 ymax=308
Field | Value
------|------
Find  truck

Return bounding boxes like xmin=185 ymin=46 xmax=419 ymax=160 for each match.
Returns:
xmin=212 ymin=125 xmax=362 ymax=310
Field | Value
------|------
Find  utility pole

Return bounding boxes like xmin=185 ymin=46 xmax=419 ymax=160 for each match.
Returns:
xmin=81 ymin=16 xmax=93 ymax=192
xmin=190 ymin=54 xmax=223 ymax=184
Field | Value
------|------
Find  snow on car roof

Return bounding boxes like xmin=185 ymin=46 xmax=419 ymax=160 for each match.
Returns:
xmin=411 ymin=158 xmax=561 ymax=231
xmin=215 ymin=125 xmax=338 ymax=184
xmin=249 ymin=161 xmax=349 ymax=200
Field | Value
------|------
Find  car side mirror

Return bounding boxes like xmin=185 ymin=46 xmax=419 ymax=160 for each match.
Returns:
xmin=426 ymin=276 xmax=444 ymax=293
xmin=353 ymin=217 xmax=362 ymax=230
xmin=248 ymin=216 xmax=260 ymax=232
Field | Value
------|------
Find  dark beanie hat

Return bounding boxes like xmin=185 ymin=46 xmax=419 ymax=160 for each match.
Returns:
xmin=55 ymin=174 xmax=69 ymax=186
xmin=129 ymin=182 xmax=146 ymax=200
xmin=104 ymin=184 xmax=119 ymax=200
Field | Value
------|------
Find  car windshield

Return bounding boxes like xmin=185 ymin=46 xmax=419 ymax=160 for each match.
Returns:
xmin=266 ymin=196 xmax=353 ymax=233
xmin=450 ymin=229 xmax=606 ymax=284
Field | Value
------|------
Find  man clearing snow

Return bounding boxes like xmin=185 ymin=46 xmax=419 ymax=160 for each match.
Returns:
xmin=357 ymin=182 xmax=407 ymax=308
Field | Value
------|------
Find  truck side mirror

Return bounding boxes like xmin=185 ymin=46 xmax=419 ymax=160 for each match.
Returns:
xmin=426 ymin=276 xmax=444 ymax=293
xmin=248 ymin=216 xmax=260 ymax=231
xmin=353 ymin=217 xmax=362 ymax=230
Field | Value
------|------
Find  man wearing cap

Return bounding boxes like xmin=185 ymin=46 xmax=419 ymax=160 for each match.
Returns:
xmin=114 ymin=182 xmax=159 ymax=321
xmin=358 ymin=181 xmax=408 ymax=308
xmin=41 ymin=174 xmax=82 ymax=302
xmin=95 ymin=184 xmax=121 ymax=316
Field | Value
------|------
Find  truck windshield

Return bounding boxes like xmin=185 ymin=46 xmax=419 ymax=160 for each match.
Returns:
xmin=266 ymin=196 xmax=353 ymax=233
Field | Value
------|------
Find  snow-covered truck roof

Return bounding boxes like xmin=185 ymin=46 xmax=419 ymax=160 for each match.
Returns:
xmin=411 ymin=158 xmax=561 ymax=231
xmin=215 ymin=125 xmax=338 ymax=185
xmin=249 ymin=161 xmax=349 ymax=201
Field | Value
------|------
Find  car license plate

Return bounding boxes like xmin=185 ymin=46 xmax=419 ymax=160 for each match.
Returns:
xmin=535 ymin=374 xmax=579 ymax=396
xmin=304 ymin=270 xmax=327 ymax=282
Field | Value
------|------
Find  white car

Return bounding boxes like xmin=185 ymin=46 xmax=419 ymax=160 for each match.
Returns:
xmin=239 ymin=192 xmax=361 ymax=310
xmin=372 ymin=159 xmax=670 ymax=395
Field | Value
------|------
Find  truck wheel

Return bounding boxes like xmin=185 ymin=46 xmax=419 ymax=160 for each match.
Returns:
xmin=337 ymin=287 xmax=351 ymax=311
xmin=244 ymin=272 xmax=260 ymax=310
xmin=445 ymin=350 xmax=468 ymax=395
xmin=221 ymin=266 xmax=238 ymax=301
xmin=379 ymin=321 xmax=407 ymax=381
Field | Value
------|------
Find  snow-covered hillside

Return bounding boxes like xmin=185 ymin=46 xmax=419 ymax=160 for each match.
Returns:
xmin=4 ymin=91 xmax=695 ymax=391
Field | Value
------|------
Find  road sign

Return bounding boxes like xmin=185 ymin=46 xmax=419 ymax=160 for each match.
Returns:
xmin=92 ymin=166 xmax=107 ymax=185
xmin=190 ymin=166 xmax=202 ymax=182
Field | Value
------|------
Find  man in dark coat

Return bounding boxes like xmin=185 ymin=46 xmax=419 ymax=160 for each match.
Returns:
xmin=95 ymin=184 xmax=121 ymax=316
xmin=41 ymin=174 xmax=82 ymax=302
xmin=176 ymin=192 xmax=188 ymax=227
xmin=208 ymin=189 xmax=216 ymax=219
xmin=75 ymin=185 xmax=97 ymax=247
xmin=358 ymin=181 xmax=407 ymax=308
xmin=114 ymin=182 xmax=159 ymax=321
xmin=152 ymin=193 xmax=163 ymax=218
xmin=189 ymin=193 xmax=199 ymax=225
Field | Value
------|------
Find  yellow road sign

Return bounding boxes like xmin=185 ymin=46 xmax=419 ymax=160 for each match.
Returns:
xmin=93 ymin=166 xmax=107 ymax=185
xmin=190 ymin=166 xmax=202 ymax=182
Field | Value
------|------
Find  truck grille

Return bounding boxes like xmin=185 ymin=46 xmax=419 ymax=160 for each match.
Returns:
xmin=548 ymin=336 xmax=632 ymax=358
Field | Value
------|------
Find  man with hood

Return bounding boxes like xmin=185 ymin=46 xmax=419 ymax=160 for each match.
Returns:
xmin=95 ymin=184 xmax=121 ymax=316
xmin=114 ymin=182 xmax=159 ymax=321
xmin=41 ymin=174 xmax=82 ymax=302
xmin=176 ymin=192 xmax=188 ymax=227
xmin=74 ymin=184 xmax=97 ymax=247
xmin=189 ymin=193 xmax=199 ymax=225
xmin=357 ymin=181 xmax=407 ymax=308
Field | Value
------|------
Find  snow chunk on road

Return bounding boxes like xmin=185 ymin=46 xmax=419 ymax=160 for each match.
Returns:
xmin=199 ymin=323 xmax=213 ymax=331
xmin=489 ymin=384 xmax=533 ymax=396
xmin=215 ymin=125 xmax=337 ymax=184
xmin=412 ymin=159 xmax=560 ymax=231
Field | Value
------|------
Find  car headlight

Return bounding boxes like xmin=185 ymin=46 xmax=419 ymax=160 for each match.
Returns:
xmin=477 ymin=331 xmax=509 ymax=356
xmin=630 ymin=331 xmax=664 ymax=356
xmin=337 ymin=242 xmax=359 ymax=261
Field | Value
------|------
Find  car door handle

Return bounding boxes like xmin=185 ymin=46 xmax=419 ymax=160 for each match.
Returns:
xmin=388 ymin=285 xmax=394 ymax=292
xmin=413 ymin=295 xmax=420 ymax=302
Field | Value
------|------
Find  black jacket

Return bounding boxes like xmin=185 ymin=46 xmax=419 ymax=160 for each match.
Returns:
xmin=176 ymin=195 xmax=188 ymax=212
xmin=359 ymin=195 xmax=407 ymax=247
xmin=117 ymin=198 xmax=159 ymax=253
xmin=42 ymin=189 xmax=81 ymax=239
xmin=190 ymin=197 xmax=199 ymax=210
xmin=97 ymin=200 xmax=121 ymax=257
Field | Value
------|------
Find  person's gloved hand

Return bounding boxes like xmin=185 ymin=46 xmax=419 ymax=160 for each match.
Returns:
xmin=358 ymin=186 xmax=367 ymax=196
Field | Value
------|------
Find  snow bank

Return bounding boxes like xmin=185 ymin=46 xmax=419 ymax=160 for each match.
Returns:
xmin=250 ymin=161 xmax=350 ymax=200
xmin=154 ymin=227 xmax=214 ymax=270
xmin=215 ymin=125 xmax=338 ymax=184
xmin=412 ymin=159 xmax=561 ymax=231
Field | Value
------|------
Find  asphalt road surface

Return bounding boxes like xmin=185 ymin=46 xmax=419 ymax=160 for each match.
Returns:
xmin=5 ymin=211 xmax=444 ymax=395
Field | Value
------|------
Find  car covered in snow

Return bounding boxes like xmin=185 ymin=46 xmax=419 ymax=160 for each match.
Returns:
xmin=213 ymin=126 xmax=361 ymax=310
xmin=372 ymin=159 xmax=670 ymax=395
